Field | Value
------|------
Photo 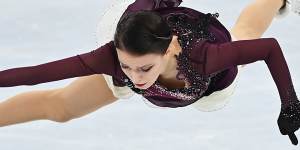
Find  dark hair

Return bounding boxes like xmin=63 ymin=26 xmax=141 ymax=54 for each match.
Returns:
xmin=114 ymin=10 xmax=172 ymax=56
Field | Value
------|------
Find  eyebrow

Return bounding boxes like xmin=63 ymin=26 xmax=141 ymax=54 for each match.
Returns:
xmin=119 ymin=62 xmax=154 ymax=68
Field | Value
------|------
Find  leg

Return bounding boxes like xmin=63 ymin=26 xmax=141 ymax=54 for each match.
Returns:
xmin=0 ymin=74 xmax=118 ymax=126
xmin=48 ymin=74 xmax=119 ymax=121
xmin=230 ymin=0 xmax=284 ymax=40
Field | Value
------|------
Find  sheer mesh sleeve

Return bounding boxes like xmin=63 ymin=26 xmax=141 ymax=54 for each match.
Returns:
xmin=190 ymin=38 xmax=298 ymax=108
xmin=0 ymin=41 xmax=118 ymax=87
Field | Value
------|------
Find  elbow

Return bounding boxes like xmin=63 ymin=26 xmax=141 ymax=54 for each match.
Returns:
xmin=269 ymin=38 xmax=281 ymax=49
xmin=267 ymin=38 xmax=283 ymax=57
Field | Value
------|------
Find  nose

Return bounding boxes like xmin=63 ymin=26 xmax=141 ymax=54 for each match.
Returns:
xmin=130 ymin=71 xmax=143 ymax=84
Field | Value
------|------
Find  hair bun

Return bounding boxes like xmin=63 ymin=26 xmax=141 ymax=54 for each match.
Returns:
xmin=95 ymin=0 xmax=135 ymax=47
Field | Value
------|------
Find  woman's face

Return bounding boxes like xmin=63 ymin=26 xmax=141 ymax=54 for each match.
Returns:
xmin=116 ymin=49 xmax=169 ymax=89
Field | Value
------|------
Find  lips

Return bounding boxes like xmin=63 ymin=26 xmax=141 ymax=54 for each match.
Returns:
xmin=135 ymin=83 xmax=147 ymax=87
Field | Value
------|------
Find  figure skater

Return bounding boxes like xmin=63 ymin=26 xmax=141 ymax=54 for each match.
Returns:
xmin=0 ymin=0 xmax=299 ymax=145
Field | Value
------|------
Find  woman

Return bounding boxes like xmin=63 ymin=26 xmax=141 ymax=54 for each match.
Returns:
xmin=0 ymin=0 xmax=299 ymax=145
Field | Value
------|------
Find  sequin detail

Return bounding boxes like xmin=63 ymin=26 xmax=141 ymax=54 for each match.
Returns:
xmin=282 ymin=83 xmax=299 ymax=108
xmin=278 ymin=101 xmax=300 ymax=134
xmin=278 ymin=84 xmax=300 ymax=135
xmin=121 ymin=13 xmax=220 ymax=101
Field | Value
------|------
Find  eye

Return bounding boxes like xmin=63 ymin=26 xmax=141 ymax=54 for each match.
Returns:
xmin=121 ymin=65 xmax=130 ymax=70
xmin=141 ymin=66 xmax=153 ymax=72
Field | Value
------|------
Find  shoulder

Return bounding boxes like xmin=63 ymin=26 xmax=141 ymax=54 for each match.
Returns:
xmin=92 ymin=41 xmax=124 ymax=77
xmin=103 ymin=42 xmax=128 ymax=86
xmin=155 ymin=7 xmax=231 ymax=42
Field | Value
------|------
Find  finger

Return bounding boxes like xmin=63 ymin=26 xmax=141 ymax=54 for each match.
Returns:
xmin=288 ymin=133 xmax=298 ymax=145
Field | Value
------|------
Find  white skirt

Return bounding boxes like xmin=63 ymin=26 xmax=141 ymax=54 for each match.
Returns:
xmin=190 ymin=65 xmax=244 ymax=112
xmin=98 ymin=0 xmax=244 ymax=112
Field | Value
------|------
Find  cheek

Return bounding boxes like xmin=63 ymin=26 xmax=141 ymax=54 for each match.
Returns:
xmin=147 ymin=66 xmax=162 ymax=80
xmin=121 ymin=69 xmax=133 ymax=80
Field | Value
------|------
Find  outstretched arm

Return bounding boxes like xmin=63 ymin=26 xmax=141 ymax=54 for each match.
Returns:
xmin=194 ymin=38 xmax=296 ymax=108
xmin=0 ymin=41 xmax=118 ymax=87
xmin=191 ymin=38 xmax=299 ymax=145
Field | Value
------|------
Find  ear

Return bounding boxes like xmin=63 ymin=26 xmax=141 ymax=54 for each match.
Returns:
xmin=164 ymin=35 xmax=178 ymax=56
xmin=164 ymin=46 xmax=173 ymax=57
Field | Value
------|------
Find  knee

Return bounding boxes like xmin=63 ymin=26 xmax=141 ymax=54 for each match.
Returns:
xmin=230 ymin=28 xmax=262 ymax=40
xmin=46 ymin=108 xmax=73 ymax=123
xmin=53 ymin=116 xmax=72 ymax=123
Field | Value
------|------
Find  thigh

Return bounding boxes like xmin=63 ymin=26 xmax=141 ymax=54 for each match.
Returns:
xmin=54 ymin=74 xmax=118 ymax=119
xmin=230 ymin=0 xmax=282 ymax=40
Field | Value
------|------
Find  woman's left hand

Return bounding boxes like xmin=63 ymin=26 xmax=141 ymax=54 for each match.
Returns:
xmin=277 ymin=100 xmax=300 ymax=145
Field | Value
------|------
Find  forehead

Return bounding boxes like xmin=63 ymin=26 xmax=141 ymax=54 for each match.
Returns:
xmin=116 ymin=48 xmax=163 ymax=66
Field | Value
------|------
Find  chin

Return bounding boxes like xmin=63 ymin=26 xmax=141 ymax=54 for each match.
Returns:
xmin=136 ymin=86 xmax=149 ymax=90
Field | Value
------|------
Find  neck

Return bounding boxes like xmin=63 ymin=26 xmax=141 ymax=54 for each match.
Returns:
xmin=159 ymin=55 xmax=178 ymax=80
xmin=159 ymin=35 xmax=182 ymax=80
